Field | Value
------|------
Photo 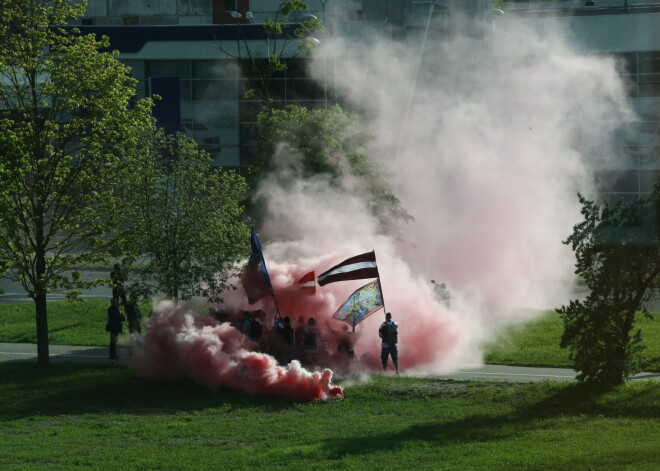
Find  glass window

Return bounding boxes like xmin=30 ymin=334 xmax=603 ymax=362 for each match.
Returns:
xmin=240 ymin=59 xmax=269 ymax=79
xmin=238 ymin=101 xmax=261 ymax=122
xmin=638 ymin=73 xmax=660 ymax=97
xmin=193 ymin=60 xmax=238 ymax=79
xmin=613 ymin=52 xmax=637 ymax=75
xmin=639 ymin=82 xmax=660 ymax=97
xmin=640 ymin=170 xmax=660 ymax=192
xmin=192 ymin=80 xmax=237 ymax=101
xmin=287 ymin=79 xmax=324 ymax=100
xmin=639 ymin=51 xmax=660 ymax=74
xmin=594 ymin=170 xmax=640 ymax=194
xmin=179 ymin=79 xmax=192 ymax=101
xmin=638 ymin=98 xmax=660 ymax=120
xmin=122 ymin=60 xmax=145 ymax=79
xmin=285 ymin=59 xmax=309 ymax=78
xmin=147 ymin=60 xmax=191 ymax=79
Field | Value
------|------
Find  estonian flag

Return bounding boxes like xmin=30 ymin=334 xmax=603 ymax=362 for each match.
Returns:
xmin=317 ymin=251 xmax=379 ymax=286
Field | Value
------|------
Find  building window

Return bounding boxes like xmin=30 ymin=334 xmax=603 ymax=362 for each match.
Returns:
xmin=123 ymin=16 xmax=139 ymax=25
xmin=224 ymin=0 xmax=238 ymax=12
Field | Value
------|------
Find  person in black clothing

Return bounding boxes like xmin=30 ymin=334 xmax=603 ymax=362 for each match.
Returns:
xmin=378 ymin=312 xmax=399 ymax=374
xmin=106 ymin=297 xmax=125 ymax=362
xmin=275 ymin=316 xmax=294 ymax=345
xmin=125 ymin=296 xmax=142 ymax=334
xmin=270 ymin=316 xmax=295 ymax=365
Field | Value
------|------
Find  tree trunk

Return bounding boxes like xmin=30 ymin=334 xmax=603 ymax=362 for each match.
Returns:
xmin=35 ymin=290 xmax=49 ymax=366
xmin=35 ymin=206 xmax=49 ymax=365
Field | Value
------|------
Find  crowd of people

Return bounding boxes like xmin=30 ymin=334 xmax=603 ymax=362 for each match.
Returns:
xmin=105 ymin=264 xmax=142 ymax=363
xmin=105 ymin=264 xmax=401 ymax=373
xmin=234 ymin=310 xmax=358 ymax=370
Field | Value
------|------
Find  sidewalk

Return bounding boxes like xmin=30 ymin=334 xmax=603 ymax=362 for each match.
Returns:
xmin=2 ymin=342 xmax=658 ymax=382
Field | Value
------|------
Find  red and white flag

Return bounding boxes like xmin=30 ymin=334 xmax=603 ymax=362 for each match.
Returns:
xmin=297 ymin=271 xmax=316 ymax=295
xmin=317 ymin=251 xmax=379 ymax=286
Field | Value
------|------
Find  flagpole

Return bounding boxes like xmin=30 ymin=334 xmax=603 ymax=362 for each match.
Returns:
xmin=373 ymin=251 xmax=387 ymax=314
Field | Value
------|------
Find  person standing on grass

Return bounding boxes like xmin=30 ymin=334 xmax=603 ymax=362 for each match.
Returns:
xmin=379 ymin=312 xmax=399 ymax=374
xmin=125 ymin=295 xmax=142 ymax=334
xmin=105 ymin=297 xmax=125 ymax=362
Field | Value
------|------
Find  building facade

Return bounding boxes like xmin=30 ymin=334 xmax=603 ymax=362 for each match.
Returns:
xmin=75 ymin=0 xmax=659 ymax=201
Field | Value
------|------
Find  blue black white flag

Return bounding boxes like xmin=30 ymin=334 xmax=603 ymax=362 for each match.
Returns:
xmin=333 ymin=279 xmax=384 ymax=328
xmin=243 ymin=227 xmax=273 ymax=304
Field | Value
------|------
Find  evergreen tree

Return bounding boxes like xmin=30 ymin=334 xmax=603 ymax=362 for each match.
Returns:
xmin=557 ymin=187 xmax=660 ymax=385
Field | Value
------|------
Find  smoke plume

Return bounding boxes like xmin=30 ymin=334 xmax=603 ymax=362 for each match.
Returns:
xmin=245 ymin=12 xmax=633 ymax=373
xmin=129 ymin=10 xmax=636 ymax=392
xmin=127 ymin=301 xmax=344 ymax=401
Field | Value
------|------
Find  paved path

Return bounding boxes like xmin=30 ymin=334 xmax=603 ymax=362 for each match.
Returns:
xmin=1 ymin=343 xmax=658 ymax=382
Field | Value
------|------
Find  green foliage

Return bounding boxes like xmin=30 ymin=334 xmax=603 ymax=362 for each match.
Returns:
xmin=118 ymin=129 xmax=251 ymax=301
xmin=1 ymin=366 xmax=659 ymax=470
xmin=253 ymin=105 xmax=412 ymax=233
xmin=557 ymin=187 xmax=660 ymax=385
xmin=0 ymin=0 xmax=155 ymax=363
xmin=228 ymin=0 xmax=322 ymax=106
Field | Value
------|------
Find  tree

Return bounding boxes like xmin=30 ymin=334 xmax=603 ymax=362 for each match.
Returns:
xmin=0 ymin=0 xmax=154 ymax=364
xmin=221 ymin=0 xmax=322 ymax=108
xmin=118 ymin=129 xmax=250 ymax=302
xmin=557 ymin=187 xmax=660 ymax=385
xmin=253 ymin=104 xmax=412 ymax=234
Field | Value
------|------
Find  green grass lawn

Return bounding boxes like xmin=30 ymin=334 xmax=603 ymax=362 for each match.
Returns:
xmin=0 ymin=300 xmax=153 ymax=346
xmin=0 ymin=362 xmax=658 ymax=470
xmin=485 ymin=310 xmax=660 ymax=372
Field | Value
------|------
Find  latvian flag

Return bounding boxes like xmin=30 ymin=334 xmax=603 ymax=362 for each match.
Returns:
xmin=297 ymin=271 xmax=316 ymax=295
xmin=317 ymin=251 xmax=379 ymax=286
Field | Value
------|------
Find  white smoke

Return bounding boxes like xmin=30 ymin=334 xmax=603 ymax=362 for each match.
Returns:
xmin=248 ymin=11 xmax=635 ymax=372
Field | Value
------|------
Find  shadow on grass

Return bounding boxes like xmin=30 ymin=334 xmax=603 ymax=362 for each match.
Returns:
xmin=49 ymin=323 xmax=85 ymax=335
xmin=0 ymin=362 xmax=303 ymax=420
xmin=7 ymin=333 xmax=34 ymax=343
xmin=316 ymin=380 xmax=660 ymax=460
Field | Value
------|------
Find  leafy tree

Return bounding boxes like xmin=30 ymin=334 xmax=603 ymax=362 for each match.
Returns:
xmin=557 ymin=188 xmax=660 ymax=385
xmin=118 ymin=129 xmax=250 ymax=302
xmin=0 ymin=0 xmax=154 ymax=364
xmin=253 ymin=104 xmax=412 ymax=233
xmin=221 ymin=0 xmax=322 ymax=108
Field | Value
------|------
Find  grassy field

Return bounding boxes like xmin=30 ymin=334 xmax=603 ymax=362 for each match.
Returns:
xmin=0 ymin=361 xmax=658 ymax=471
xmin=0 ymin=300 xmax=153 ymax=346
xmin=484 ymin=311 xmax=660 ymax=371
xmin=1 ymin=303 xmax=659 ymax=469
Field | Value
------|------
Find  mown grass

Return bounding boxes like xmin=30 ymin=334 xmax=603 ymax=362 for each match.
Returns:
xmin=485 ymin=310 xmax=660 ymax=371
xmin=0 ymin=361 xmax=658 ymax=471
xmin=0 ymin=300 xmax=153 ymax=346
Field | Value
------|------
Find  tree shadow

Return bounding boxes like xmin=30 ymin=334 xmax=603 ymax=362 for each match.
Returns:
xmin=0 ymin=362 xmax=304 ymax=420
xmin=316 ymin=381 xmax=660 ymax=461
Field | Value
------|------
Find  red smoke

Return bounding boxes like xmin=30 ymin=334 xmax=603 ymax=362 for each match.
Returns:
xmin=219 ymin=259 xmax=466 ymax=374
xmin=126 ymin=302 xmax=343 ymax=401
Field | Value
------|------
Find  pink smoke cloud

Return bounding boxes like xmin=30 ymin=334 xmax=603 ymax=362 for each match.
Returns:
xmin=129 ymin=15 xmax=636 ymax=391
xmin=126 ymin=301 xmax=343 ymax=401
